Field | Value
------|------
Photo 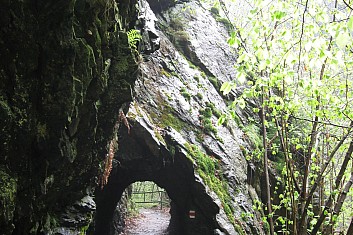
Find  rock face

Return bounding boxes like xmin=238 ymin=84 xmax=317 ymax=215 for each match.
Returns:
xmin=0 ymin=0 xmax=139 ymax=234
xmin=95 ymin=0 xmax=265 ymax=235
xmin=1 ymin=0 xmax=266 ymax=234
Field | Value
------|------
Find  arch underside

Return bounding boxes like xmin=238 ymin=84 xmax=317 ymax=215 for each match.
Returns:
xmin=94 ymin=117 xmax=220 ymax=235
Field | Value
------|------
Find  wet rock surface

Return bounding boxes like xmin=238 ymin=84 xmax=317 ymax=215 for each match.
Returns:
xmin=0 ymin=0 xmax=139 ymax=233
xmin=125 ymin=0 xmax=265 ymax=234
xmin=1 ymin=0 xmax=266 ymax=234
xmin=96 ymin=0 xmax=264 ymax=235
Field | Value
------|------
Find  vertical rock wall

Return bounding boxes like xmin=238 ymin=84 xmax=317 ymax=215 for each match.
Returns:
xmin=122 ymin=0 xmax=266 ymax=234
xmin=0 ymin=0 xmax=138 ymax=233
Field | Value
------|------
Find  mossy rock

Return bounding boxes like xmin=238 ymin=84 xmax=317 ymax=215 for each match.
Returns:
xmin=0 ymin=167 xmax=17 ymax=235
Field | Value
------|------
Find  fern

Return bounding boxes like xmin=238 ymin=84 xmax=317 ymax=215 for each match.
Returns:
xmin=127 ymin=29 xmax=142 ymax=51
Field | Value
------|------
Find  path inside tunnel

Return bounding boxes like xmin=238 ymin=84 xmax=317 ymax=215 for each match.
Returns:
xmin=120 ymin=208 xmax=170 ymax=235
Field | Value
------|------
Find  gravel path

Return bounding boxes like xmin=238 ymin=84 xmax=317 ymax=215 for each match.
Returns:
xmin=121 ymin=208 xmax=170 ymax=235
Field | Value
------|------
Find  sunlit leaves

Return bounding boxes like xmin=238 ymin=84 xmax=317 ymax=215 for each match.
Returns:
xmin=335 ymin=31 xmax=351 ymax=49
xmin=223 ymin=0 xmax=353 ymax=232
xmin=348 ymin=17 xmax=353 ymax=31
xmin=220 ymin=82 xmax=233 ymax=95
xmin=271 ymin=10 xmax=286 ymax=21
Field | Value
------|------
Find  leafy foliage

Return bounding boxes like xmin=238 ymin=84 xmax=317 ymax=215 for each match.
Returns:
xmin=221 ymin=0 xmax=353 ymax=234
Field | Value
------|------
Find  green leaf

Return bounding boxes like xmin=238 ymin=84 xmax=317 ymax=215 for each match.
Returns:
xmin=336 ymin=31 xmax=350 ymax=49
xmin=273 ymin=11 xmax=286 ymax=20
xmin=237 ymin=71 xmax=247 ymax=84
xmin=220 ymin=82 xmax=232 ymax=95
xmin=237 ymin=98 xmax=246 ymax=109
xmin=348 ymin=16 xmax=353 ymax=31
xmin=217 ymin=114 xmax=226 ymax=126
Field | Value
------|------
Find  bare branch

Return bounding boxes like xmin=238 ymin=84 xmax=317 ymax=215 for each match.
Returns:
xmin=312 ymin=139 xmax=353 ymax=235
xmin=297 ymin=0 xmax=309 ymax=75
xmin=290 ymin=115 xmax=352 ymax=129
xmin=343 ymin=0 xmax=353 ymax=10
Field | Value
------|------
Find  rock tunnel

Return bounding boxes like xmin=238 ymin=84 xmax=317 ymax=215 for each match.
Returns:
xmin=94 ymin=115 xmax=221 ymax=235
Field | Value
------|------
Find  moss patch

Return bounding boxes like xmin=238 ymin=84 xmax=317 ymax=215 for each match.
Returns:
xmin=180 ymin=87 xmax=191 ymax=101
xmin=184 ymin=144 xmax=235 ymax=227
xmin=0 ymin=167 xmax=17 ymax=234
xmin=198 ymin=102 xmax=223 ymax=136
xmin=150 ymin=103 xmax=186 ymax=132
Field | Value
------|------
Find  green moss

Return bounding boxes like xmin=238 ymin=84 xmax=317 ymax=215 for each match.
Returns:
xmin=231 ymin=110 xmax=243 ymax=127
xmin=37 ymin=122 xmax=48 ymax=140
xmin=210 ymin=6 xmax=220 ymax=16
xmin=243 ymin=123 xmax=262 ymax=149
xmin=216 ymin=17 xmax=233 ymax=31
xmin=180 ymin=87 xmax=191 ymax=101
xmin=181 ymin=92 xmax=191 ymax=101
xmin=116 ymin=54 xmax=130 ymax=74
xmin=195 ymin=130 xmax=204 ymax=142
xmin=160 ymin=69 xmax=171 ymax=77
xmin=161 ymin=113 xmax=185 ymax=131
xmin=133 ymin=102 xmax=143 ymax=117
xmin=200 ymin=107 xmax=212 ymax=118
xmin=206 ymin=102 xmax=221 ymax=118
xmin=184 ymin=144 xmax=236 ymax=227
xmin=172 ymin=31 xmax=190 ymax=44
xmin=170 ymin=71 xmax=179 ymax=77
xmin=80 ymin=224 xmax=90 ymax=235
xmin=150 ymin=104 xmax=186 ymax=132
xmin=188 ymin=61 xmax=197 ymax=69
xmin=166 ymin=93 xmax=173 ymax=101
xmin=199 ymin=102 xmax=224 ymax=136
xmin=0 ymin=167 xmax=17 ymax=234
xmin=154 ymin=129 xmax=166 ymax=145
xmin=203 ymin=121 xmax=217 ymax=135
xmin=170 ymin=18 xmax=184 ymax=31
xmin=42 ymin=213 xmax=59 ymax=232
xmin=208 ymin=76 xmax=221 ymax=90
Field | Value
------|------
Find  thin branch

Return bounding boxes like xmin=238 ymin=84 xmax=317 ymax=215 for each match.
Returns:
xmin=323 ymin=173 xmax=353 ymax=234
xmin=312 ymin=139 xmax=353 ymax=235
xmin=300 ymin=124 xmax=353 ymax=230
xmin=297 ymin=0 xmax=309 ymax=75
xmin=343 ymin=0 xmax=353 ymax=11
xmin=290 ymin=115 xmax=352 ymax=129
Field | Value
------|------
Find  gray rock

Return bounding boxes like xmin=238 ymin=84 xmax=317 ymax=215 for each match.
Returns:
xmin=127 ymin=1 xmax=265 ymax=234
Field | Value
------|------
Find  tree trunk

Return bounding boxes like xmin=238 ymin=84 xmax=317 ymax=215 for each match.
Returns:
xmin=261 ymin=89 xmax=274 ymax=235
xmin=323 ymin=173 xmax=353 ymax=235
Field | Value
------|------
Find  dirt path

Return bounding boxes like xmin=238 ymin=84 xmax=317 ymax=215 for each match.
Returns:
xmin=121 ymin=208 xmax=171 ymax=235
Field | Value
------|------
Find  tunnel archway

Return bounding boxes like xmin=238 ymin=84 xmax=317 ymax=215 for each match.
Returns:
xmin=121 ymin=181 xmax=171 ymax=234
xmin=94 ymin=114 xmax=220 ymax=235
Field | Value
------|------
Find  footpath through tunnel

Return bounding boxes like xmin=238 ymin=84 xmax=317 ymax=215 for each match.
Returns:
xmin=121 ymin=181 xmax=170 ymax=235
xmin=94 ymin=114 xmax=221 ymax=235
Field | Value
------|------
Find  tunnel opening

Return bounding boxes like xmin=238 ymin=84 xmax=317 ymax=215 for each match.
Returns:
xmin=94 ymin=115 xmax=221 ymax=235
xmin=120 ymin=181 xmax=171 ymax=235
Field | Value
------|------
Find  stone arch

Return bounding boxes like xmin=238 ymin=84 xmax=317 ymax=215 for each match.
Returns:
xmin=94 ymin=116 xmax=220 ymax=235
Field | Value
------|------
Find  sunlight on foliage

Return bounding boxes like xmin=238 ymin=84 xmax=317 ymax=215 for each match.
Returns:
xmin=222 ymin=0 xmax=353 ymax=234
